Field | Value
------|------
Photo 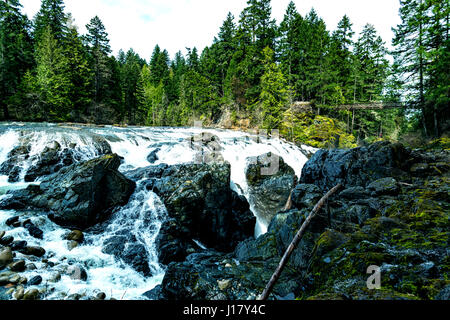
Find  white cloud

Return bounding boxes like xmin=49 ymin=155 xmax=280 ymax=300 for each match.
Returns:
xmin=20 ymin=0 xmax=401 ymax=60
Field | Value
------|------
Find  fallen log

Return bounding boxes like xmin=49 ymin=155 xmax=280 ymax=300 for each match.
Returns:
xmin=258 ymin=183 xmax=343 ymax=300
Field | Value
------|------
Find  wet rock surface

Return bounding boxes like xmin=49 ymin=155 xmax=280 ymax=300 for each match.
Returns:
xmin=245 ymin=153 xmax=297 ymax=225
xmin=151 ymin=142 xmax=450 ymax=301
xmin=0 ymin=154 xmax=136 ymax=229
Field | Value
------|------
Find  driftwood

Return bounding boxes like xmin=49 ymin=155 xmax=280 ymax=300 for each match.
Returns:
xmin=258 ymin=183 xmax=343 ymax=301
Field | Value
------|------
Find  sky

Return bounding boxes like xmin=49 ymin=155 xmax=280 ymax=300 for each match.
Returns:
xmin=20 ymin=0 xmax=402 ymax=61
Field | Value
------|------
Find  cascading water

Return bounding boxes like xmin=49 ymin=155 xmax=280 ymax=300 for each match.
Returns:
xmin=0 ymin=122 xmax=314 ymax=300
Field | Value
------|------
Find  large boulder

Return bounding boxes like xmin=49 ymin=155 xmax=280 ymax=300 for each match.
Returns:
xmin=24 ymin=136 xmax=112 ymax=182
xmin=300 ymin=141 xmax=412 ymax=190
xmin=0 ymin=145 xmax=31 ymax=182
xmin=0 ymin=154 xmax=135 ymax=229
xmin=245 ymin=153 xmax=297 ymax=225
xmin=147 ymin=162 xmax=255 ymax=264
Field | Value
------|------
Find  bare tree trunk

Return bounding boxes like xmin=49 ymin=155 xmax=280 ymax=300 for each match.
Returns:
xmin=258 ymin=184 xmax=343 ymax=301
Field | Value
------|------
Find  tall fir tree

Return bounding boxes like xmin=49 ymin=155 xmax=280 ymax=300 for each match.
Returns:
xmin=85 ymin=16 xmax=112 ymax=104
xmin=260 ymin=47 xmax=289 ymax=130
xmin=33 ymin=0 xmax=67 ymax=42
xmin=0 ymin=0 xmax=34 ymax=119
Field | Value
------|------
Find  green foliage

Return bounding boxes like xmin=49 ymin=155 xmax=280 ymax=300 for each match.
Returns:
xmin=280 ymin=111 xmax=357 ymax=148
xmin=259 ymin=47 xmax=289 ymax=130
xmin=1 ymin=0 xmax=446 ymax=146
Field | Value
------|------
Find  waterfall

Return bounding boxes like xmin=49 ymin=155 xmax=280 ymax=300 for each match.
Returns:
xmin=0 ymin=123 xmax=314 ymax=300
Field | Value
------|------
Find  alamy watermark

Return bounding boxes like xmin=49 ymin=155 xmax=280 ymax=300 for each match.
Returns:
xmin=366 ymin=265 xmax=381 ymax=290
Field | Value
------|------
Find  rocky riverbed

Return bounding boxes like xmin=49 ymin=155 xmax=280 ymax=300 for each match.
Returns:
xmin=0 ymin=123 xmax=314 ymax=300
xmin=0 ymin=123 xmax=448 ymax=300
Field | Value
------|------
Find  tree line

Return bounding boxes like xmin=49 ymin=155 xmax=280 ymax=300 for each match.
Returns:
xmin=0 ymin=0 xmax=448 ymax=144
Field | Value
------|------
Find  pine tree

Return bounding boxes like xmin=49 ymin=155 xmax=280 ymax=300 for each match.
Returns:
xmin=85 ymin=16 xmax=112 ymax=104
xmin=64 ymin=26 xmax=92 ymax=119
xmin=354 ymin=24 xmax=389 ymax=102
xmin=34 ymin=26 xmax=71 ymax=119
xmin=329 ymin=15 xmax=355 ymax=102
xmin=260 ymin=47 xmax=289 ymax=130
xmin=423 ymin=0 xmax=449 ymax=136
xmin=149 ymin=45 xmax=170 ymax=87
xmin=121 ymin=49 xmax=145 ymax=124
xmin=0 ymin=0 xmax=34 ymax=119
xmin=392 ymin=0 xmax=429 ymax=135
xmin=279 ymin=1 xmax=302 ymax=101
xmin=33 ymin=0 xmax=67 ymax=42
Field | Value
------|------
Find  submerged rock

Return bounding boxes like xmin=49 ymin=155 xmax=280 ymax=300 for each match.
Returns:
xmin=147 ymin=148 xmax=160 ymax=164
xmin=0 ymin=154 xmax=136 ymax=229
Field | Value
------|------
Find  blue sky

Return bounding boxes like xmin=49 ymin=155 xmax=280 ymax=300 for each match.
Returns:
xmin=20 ymin=0 xmax=401 ymax=61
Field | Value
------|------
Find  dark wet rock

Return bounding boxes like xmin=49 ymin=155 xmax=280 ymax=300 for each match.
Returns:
xmin=102 ymin=235 xmax=152 ymax=276
xmin=152 ymin=143 xmax=449 ymax=301
xmin=291 ymin=184 xmax=322 ymax=210
xmin=367 ymin=177 xmax=399 ymax=196
xmin=147 ymin=148 xmax=160 ymax=164
xmin=0 ymin=247 xmax=13 ymax=268
xmin=23 ymin=288 xmax=40 ymax=300
xmin=1 ymin=154 xmax=136 ymax=229
xmin=0 ymin=235 xmax=13 ymax=245
xmin=151 ymin=162 xmax=255 ymax=264
xmin=95 ymin=292 xmax=106 ymax=300
xmin=143 ymin=285 xmax=163 ymax=300
xmin=28 ymin=275 xmax=43 ymax=286
xmin=21 ymin=246 xmax=46 ymax=257
xmin=0 ymin=145 xmax=30 ymax=183
xmin=245 ymin=153 xmax=297 ymax=225
xmin=10 ymin=240 xmax=27 ymax=252
xmin=8 ymin=260 xmax=25 ymax=272
xmin=339 ymin=186 xmax=369 ymax=200
xmin=24 ymin=136 xmax=112 ymax=182
xmin=0 ymin=231 xmax=4 ymax=239
xmin=124 ymin=163 xmax=169 ymax=182
xmin=5 ymin=216 xmax=19 ymax=227
xmin=64 ymin=230 xmax=84 ymax=243
xmin=300 ymin=141 xmax=412 ymax=190
xmin=23 ymin=222 xmax=44 ymax=239
xmin=121 ymin=243 xmax=151 ymax=276
xmin=24 ymin=141 xmax=63 ymax=182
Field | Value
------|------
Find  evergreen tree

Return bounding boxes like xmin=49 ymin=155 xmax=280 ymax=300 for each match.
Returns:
xmin=33 ymin=0 xmax=67 ymax=42
xmin=329 ymin=15 xmax=355 ymax=102
xmin=392 ymin=0 xmax=429 ymax=135
xmin=0 ymin=0 xmax=33 ymax=119
xmin=149 ymin=44 xmax=170 ymax=87
xmin=279 ymin=1 xmax=302 ymax=101
xmin=34 ymin=26 xmax=71 ymax=119
xmin=85 ymin=16 xmax=112 ymax=104
xmin=121 ymin=49 xmax=145 ymax=124
xmin=259 ymin=47 xmax=289 ymax=130
xmin=64 ymin=26 xmax=92 ymax=119
xmin=354 ymin=24 xmax=389 ymax=102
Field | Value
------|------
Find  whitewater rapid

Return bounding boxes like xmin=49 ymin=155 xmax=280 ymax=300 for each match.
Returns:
xmin=0 ymin=122 xmax=314 ymax=300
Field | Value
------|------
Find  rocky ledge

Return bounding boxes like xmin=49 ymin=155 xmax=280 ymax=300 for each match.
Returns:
xmin=0 ymin=154 xmax=136 ymax=229
xmin=147 ymin=141 xmax=449 ymax=300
